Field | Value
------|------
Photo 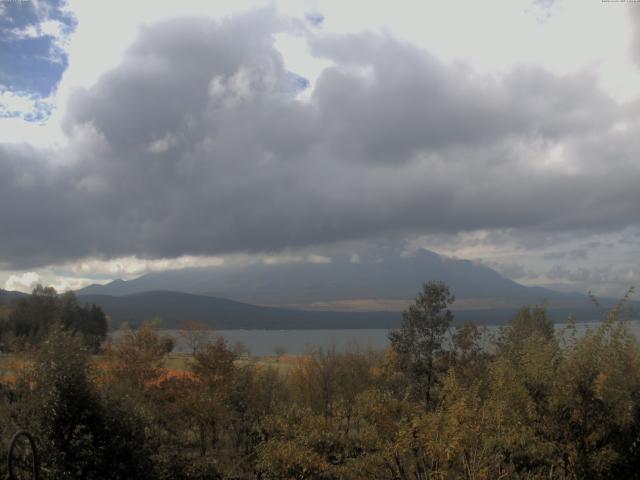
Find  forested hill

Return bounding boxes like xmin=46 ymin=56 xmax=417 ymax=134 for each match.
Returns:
xmin=76 ymin=291 xmax=398 ymax=329
xmin=75 ymin=290 xmax=610 ymax=329
xmin=0 ymin=288 xmax=26 ymax=303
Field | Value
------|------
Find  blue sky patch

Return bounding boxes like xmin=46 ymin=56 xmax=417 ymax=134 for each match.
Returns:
xmin=287 ymin=71 xmax=310 ymax=93
xmin=305 ymin=12 xmax=324 ymax=27
xmin=0 ymin=0 xmax=76 ymax=120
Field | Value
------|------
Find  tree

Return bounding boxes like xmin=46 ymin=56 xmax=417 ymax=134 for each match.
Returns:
xmin=293 ymin=346 xmax=340 ymax=422
xmin=189 ymin=336 xmax=237 ymax=456
xmin=452 ymin=321 xmax=482 ymax=357
xmin=497 ymin=305 xmax=554 ymax=353
xmin=16 ymin=325 xmax=153 ymax=479
xmin=273 ymin=345 xmax=287 ymax=360
xmin=550 ymin=304 xmax=640 ymax=478
xmin=388 ymin=281 xmax=454 ymax=409
xmin=104 ymin=321 xmax=172 ymax=390
xmin=191 ymin=336 xmax=236 ymax=387
xmin=7 ymin=286 xmax=107 ymax=351
xmin=58 ymin=291 xmax=108 ymax=351
xmin=179 ymin=320 xmax=210 ymax=355
xmin=8 ymin=285 xmax=57 ymax=343
xmin=233 ymin=340 xmax=250 ymax=357
xmin=451 ymin=321 xmax=489 ymax=390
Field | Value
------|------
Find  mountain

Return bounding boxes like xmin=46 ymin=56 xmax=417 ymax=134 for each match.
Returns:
xmin=75 ymin=290 xmax=610 ymax=330
xmin=73 ymin=247 xmax=616 ymax=328
xmin=76 ymin=291 xmax=400 ymax=329
xmin=77 ymin=248 xmax=587 ymax=311
xmin=0 ymin=288 xmax=27 ymax=303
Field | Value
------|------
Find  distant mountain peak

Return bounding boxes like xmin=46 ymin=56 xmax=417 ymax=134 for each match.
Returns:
xmin=414 ymin=248 xmax=442 ymax=260
xmin=0 ymin=288 xmax=27 ymax=302
xmin=77 ymin=278 xmax=130 ymax=296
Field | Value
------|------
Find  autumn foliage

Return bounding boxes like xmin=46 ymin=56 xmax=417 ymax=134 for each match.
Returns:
xmin=0 ymin=283 xmax=639 ymax=479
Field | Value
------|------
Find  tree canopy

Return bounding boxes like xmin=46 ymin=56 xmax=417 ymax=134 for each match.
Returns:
xmin=1 ymin=285 xmax=108 ymax=351
xmin=388 ymin=280 xmax=454 ymax=408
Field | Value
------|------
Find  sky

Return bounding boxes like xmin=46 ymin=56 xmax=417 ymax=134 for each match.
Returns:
xmin=1 ymin=0 xmax=640 ymax=296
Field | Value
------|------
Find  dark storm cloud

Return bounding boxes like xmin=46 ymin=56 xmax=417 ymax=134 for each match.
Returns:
xmin=2 ymin=11 xmax=640 ymax=268
xmin=309 ymin=33 xmax=615 ymax=162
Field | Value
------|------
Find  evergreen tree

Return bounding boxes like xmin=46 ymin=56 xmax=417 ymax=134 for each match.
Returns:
xmin=388 ymin=280 xmax=454 ymax=409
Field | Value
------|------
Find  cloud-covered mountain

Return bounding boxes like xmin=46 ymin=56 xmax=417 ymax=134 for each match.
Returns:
xmin=77 ymin=248 xmax=587 ymax=310
xmin=4 ymin=248 xmax=621 ymax=328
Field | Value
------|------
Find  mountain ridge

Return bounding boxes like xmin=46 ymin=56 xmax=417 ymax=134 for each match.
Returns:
xmin=76 ymin=248 xmax=588 ymax=309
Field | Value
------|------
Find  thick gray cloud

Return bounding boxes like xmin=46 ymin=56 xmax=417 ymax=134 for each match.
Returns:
xmin=2 ymin=11 xmax=640 ymax=269
xmin=543 ymin=249 xmax=588 ymax=261
xmin=309 ymin=33 xmax=616 ymax=161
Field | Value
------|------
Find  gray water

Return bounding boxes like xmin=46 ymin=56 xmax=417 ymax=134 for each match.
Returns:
xmin=161 ymin=320 xmax=640 ymax=356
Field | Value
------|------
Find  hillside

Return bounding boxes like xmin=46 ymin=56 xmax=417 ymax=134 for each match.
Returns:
xmin=0 ymin=288 xmax=26 ymax=303
xmin=76 ymin=291 xmax=399 ymax=329
xmin=73 ymin=290 xmax=611 ymax=330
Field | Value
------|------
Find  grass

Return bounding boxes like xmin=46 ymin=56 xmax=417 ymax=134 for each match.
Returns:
xmin=164 ymin=353 xmax=192 ymax=371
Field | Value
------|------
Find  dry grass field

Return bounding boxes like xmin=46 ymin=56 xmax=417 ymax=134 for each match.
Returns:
xmin=0 ymin=351 xmax=301 ymax=386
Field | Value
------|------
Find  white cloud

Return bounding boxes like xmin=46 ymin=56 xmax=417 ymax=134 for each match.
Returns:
xmin=274 ymin=32 xmax=333 ymax=100
xmin=65 ymin=255 xmax=226 ymax=278
xmin=146 ymin=134 xmax=177 ymax=154
xmin=309 ymin=0 xmax=640 ymax=102
xmin=2 ymin=270 xmax=99 ymax=293
xmin=0 ymin=90 xmax=42 ymax=116
xmin=5 ymin=272 xmax=42 ymax=293
xmin=308 ymin=254 xmax=332 ymax=264
xmin=48 ymin=276 xmax=96 ymax=292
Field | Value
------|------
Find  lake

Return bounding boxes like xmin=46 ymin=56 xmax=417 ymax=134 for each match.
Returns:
xmin=161 ymin=319 xmax=640 ymax=356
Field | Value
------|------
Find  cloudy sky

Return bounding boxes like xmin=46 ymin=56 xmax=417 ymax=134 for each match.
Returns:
xmin=1 ymin=0 xmax=640 ymax=296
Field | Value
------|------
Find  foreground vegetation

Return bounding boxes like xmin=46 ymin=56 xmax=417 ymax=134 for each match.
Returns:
xmin=0 ymin=283 xmax=639 ymax=479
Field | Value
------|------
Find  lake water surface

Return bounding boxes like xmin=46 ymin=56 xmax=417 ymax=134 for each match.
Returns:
xmin=161 ymin=320 xmax=640 ymax=356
